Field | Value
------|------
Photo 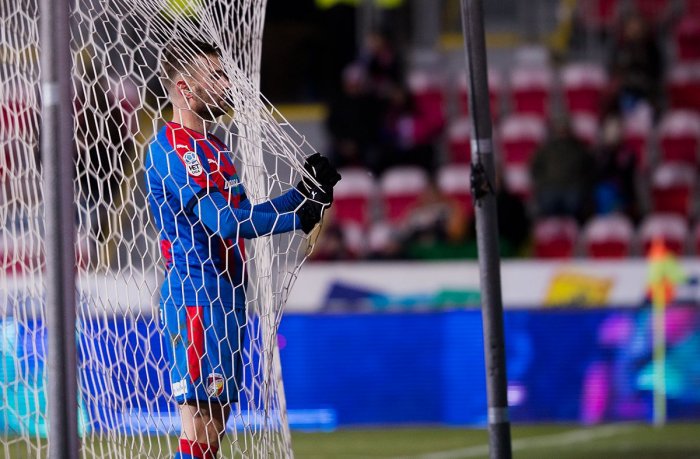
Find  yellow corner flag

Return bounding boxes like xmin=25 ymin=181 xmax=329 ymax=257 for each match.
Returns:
xmin=646 ymin=238 xmax=685 ymax=427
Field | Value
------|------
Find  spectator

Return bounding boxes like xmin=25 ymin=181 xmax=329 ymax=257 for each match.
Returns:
xmin=377 ymin=84 xmax=443 ymax=175
xmin=593 ymin=116 xmax=639 ymax=222
xmin=608 ymin=14 xmax=663 ymax=115
xmin=397 ymin=180 xmax=469 ymax=260
xmin=326 ymin=64 xmax=382 ymax=169
xmin=530 ymin=118 xmax=595 ymax=222
xmin=495 ymin=172 xmax=532 ymax=257
xmin=359 ymin=29 xmax=403 ymax=100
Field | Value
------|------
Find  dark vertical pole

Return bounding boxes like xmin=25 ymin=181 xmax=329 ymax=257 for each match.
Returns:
xmin=40 ymin=0 xmax=80 ymax=457
xmin=459 ymin=1 xmax=512 ymax=458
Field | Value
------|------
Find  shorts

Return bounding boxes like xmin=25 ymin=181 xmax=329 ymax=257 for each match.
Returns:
xmin=161 ymin=301 xmax=247 ymax=405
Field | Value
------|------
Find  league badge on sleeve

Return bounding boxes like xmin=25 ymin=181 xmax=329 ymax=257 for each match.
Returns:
xmin=206 ymin=373 xmax=225 ymax=398
xmin=183 ymin=151 xmax=203 ymax=177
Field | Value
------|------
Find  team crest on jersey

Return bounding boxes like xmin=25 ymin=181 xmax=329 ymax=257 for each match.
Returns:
xmin=206 ymin=373 xmax=225 ymax=397
xmin=182 ymin=151 xmax=203 ymax=177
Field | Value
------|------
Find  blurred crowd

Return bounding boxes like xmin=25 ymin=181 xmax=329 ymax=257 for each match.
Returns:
xmin=313 ymin=0 xmax=700 ymax=261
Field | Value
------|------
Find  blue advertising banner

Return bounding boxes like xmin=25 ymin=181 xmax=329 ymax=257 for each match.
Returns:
xmin=0 ymin=307 xmax=698 ymax=433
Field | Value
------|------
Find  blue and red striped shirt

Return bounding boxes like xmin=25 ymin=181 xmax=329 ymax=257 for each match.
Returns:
xmin=145 ymin=122 xmax=302 ymax=307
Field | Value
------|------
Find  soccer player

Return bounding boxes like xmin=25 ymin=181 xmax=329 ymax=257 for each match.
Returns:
xmin=145 ymin=39 xmax=340 ymax=459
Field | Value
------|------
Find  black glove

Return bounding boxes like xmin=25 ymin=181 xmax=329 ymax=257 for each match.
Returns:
xmin=296 ymin=199 xmax=326 ymax=234
xmin=304 ymin=153 xmax=342 ymax=188
xmin=297 ymin=153 xmax=341 ymax=204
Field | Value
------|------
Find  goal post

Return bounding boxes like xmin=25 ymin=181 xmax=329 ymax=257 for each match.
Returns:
xmin=1 ymin=0 xmax=321 ymax=457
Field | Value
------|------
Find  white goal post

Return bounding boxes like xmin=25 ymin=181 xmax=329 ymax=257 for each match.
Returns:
xmin=0 ymin=0 xmax=321 ymax=457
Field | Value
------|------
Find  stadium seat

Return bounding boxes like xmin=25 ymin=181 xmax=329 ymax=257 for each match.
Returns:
xmin=407 ymin=70 xmax=447 ymax=145
xmin=499 ymin=114 xmax=547 ymax=165
xmin=456 ymin=68 xmax=502 ymax=120
xmin=675 ymin=16 xmax=700 ymax=62
xmin=510 ymin=66 xmax=554 ymax=120
xmin=623 ymin=108 xmax=653 ymax=168
xmin=380 ymin=166 xmax=429 ymax=223
xmin=503 ymin=164 xmax=532 ymax=201
xmin=638 ymin=213 xmax=688 ymax=256
xmin=331 ymin=167 xmax=376 ymax=227
xmin=446 ymin=117 xmax=472 ymax=163
xmin=533 ymin=217 xmax=578 ymax=259
xmin=686 ymin=0 xmax=700 ymax=18
xmin=667 ymin=64 xmax=700 ymax=112
xmin=650 ymin=162 xmax=696 ymax=217
xmin=576 ymin=0 xmax=622 ymax=31
xmin=560 ymin=63 xmax=607 ymax=116
xmin=582 ymin=214 xmax=634 ymax=258
xmin=690 ymin=221 xmax=700 ymax=255
xmin=658 ymin=111 xmax=700 ymax=165
xmin=437 ymin=165 xmax=473 ymax=215
xmin=634 ymin=0 xmax=673 ymax=27
xmin=571 ymin=113 xmax=599 ymax=146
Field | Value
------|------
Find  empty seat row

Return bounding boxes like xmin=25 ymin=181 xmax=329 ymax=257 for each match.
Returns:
xmin=534 ymin=213 xmax=699 ymax=258
xmin=447 ymin=109 xmax=700 ymax=168
xmin=331 ymin=166 xmax=472 ymax=228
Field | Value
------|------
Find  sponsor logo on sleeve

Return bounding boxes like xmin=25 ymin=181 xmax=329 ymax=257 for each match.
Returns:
xmin=172 ymin=378 xmax=188 ymax=397
xmin=206 ymin=373 xmax=225 ymax=398
xmin=182 ymin=151 xmax=203 ymax=177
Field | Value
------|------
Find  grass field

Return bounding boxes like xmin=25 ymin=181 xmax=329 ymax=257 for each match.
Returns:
xmin=3 ymin=423 xmax=698 ymax=457
xmin=291 ymin=423 xmax=700 ymax=459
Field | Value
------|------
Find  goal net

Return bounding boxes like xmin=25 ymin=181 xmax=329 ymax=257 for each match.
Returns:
xmin=0 ymin=0 xmax=319 ymax=457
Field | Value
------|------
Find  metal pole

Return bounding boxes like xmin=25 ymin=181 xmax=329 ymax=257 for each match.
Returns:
xmin=40 ymin=0 xmax=80 ymax=457
xmin=459 ymin=1 xmax=512 ymax=458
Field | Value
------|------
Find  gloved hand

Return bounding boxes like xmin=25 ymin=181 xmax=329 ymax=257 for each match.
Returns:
xmin=297 ymin=153 xmax=341 ymax=204
xmin=296 ymin=198 xmax=327 ymax=234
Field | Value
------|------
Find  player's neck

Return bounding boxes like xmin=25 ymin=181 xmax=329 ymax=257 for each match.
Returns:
xmin=170 ymin=109 xmax=210 ymax=136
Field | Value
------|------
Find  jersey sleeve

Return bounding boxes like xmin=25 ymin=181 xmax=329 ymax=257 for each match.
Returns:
xmin=238 ymin=187 xmax=305 ymax=214
xmin=194 ymin=192 xmax=299 ymax=239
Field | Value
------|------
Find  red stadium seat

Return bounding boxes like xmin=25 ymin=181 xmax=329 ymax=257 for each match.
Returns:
xmin=634 ymin=0 xmax=673 ymax=26
xmin=576 ymin=0 xmax=622 ymax=30
xmin=447 ymin=117 xmax=472 ymax=164
xmin=658 ymin=111 xmax=700 ymax=165
xmin=686 ymin=0 xmax=700 ymax=18
xmin=639 ymin=213 xmax=688 ymax=256
xmin=533 ymin=217 xmax=578 ymax=259
xmin=437 ymin=165 xmax=473 ymax=215
xmin=651 ymin=162 xmax=696 ymax=217
xmin=623 ymin=109 xmax=653 ymax=168
xmin=582 ymin=214 xmax=634 ymax=258
xmin=380 ymin=166 xmax=429 ymax=223
xmin=668 ymin=64 xmax=700 ymax=113
xmin=457 ymin=68 xmax=503 ymax=120
xmin=499 ymin=114 xmax=546 ymax=165
xmin=691 ymin=221 xmax=700 ymax=255
xmin=503 ymin=164 xmax=532 ymax=201
xmin=407 ymin=71 xmax=447 ymax=146
xmin=510 ymin=66 xmax=554 ymax=120
xmin=331 ymin=168 xmax=376 ymax=227
xmin=675 ymin=16 xmax=700 ymax=62
xmin=571 ymin=113 xmax=600 ymax=146
xmin=561 ymin=63 xmax=607 ymax=116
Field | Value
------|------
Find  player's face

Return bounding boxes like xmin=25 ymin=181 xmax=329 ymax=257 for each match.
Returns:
xmin=186 ymin=54 xmax=230 ymax=120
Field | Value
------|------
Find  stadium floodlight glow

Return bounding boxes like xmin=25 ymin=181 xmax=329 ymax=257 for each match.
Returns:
xmin=1 ymin=0 xmax=328 ymax=457
xmin=460 ymin=0 xmax=513 ymax=458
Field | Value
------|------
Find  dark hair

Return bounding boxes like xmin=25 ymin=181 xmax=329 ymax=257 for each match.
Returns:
xmin=161 ymin=39 xmax=221 ymax=82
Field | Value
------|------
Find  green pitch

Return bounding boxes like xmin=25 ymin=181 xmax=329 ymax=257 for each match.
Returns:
xmin=291 ymin=423 xmax=700 ymax=459
xmin=3 ymin=423 xmax=698 ymax=458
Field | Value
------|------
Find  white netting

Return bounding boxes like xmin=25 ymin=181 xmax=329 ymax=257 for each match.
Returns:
xmin=1 ymin=0 xmax=321 ymax=457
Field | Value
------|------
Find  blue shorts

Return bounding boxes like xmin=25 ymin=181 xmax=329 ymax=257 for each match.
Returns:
xmin=161 ymin=302 xmax=246 ymax=405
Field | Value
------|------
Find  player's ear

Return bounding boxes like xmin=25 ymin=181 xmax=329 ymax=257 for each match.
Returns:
xmin=176 ymin=79 xmax=192 ymax=99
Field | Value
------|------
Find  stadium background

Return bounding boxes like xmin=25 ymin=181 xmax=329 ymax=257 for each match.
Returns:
xmin=2 ymin=0 xmax=700 ymax=456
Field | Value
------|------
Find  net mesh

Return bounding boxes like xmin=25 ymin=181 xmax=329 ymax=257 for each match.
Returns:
xmin=1 ymin=0 xmax=320 ymax=457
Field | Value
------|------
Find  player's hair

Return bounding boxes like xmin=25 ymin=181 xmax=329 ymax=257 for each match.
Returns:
xmin=160 ymin=38 xmax=221 ymax=84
